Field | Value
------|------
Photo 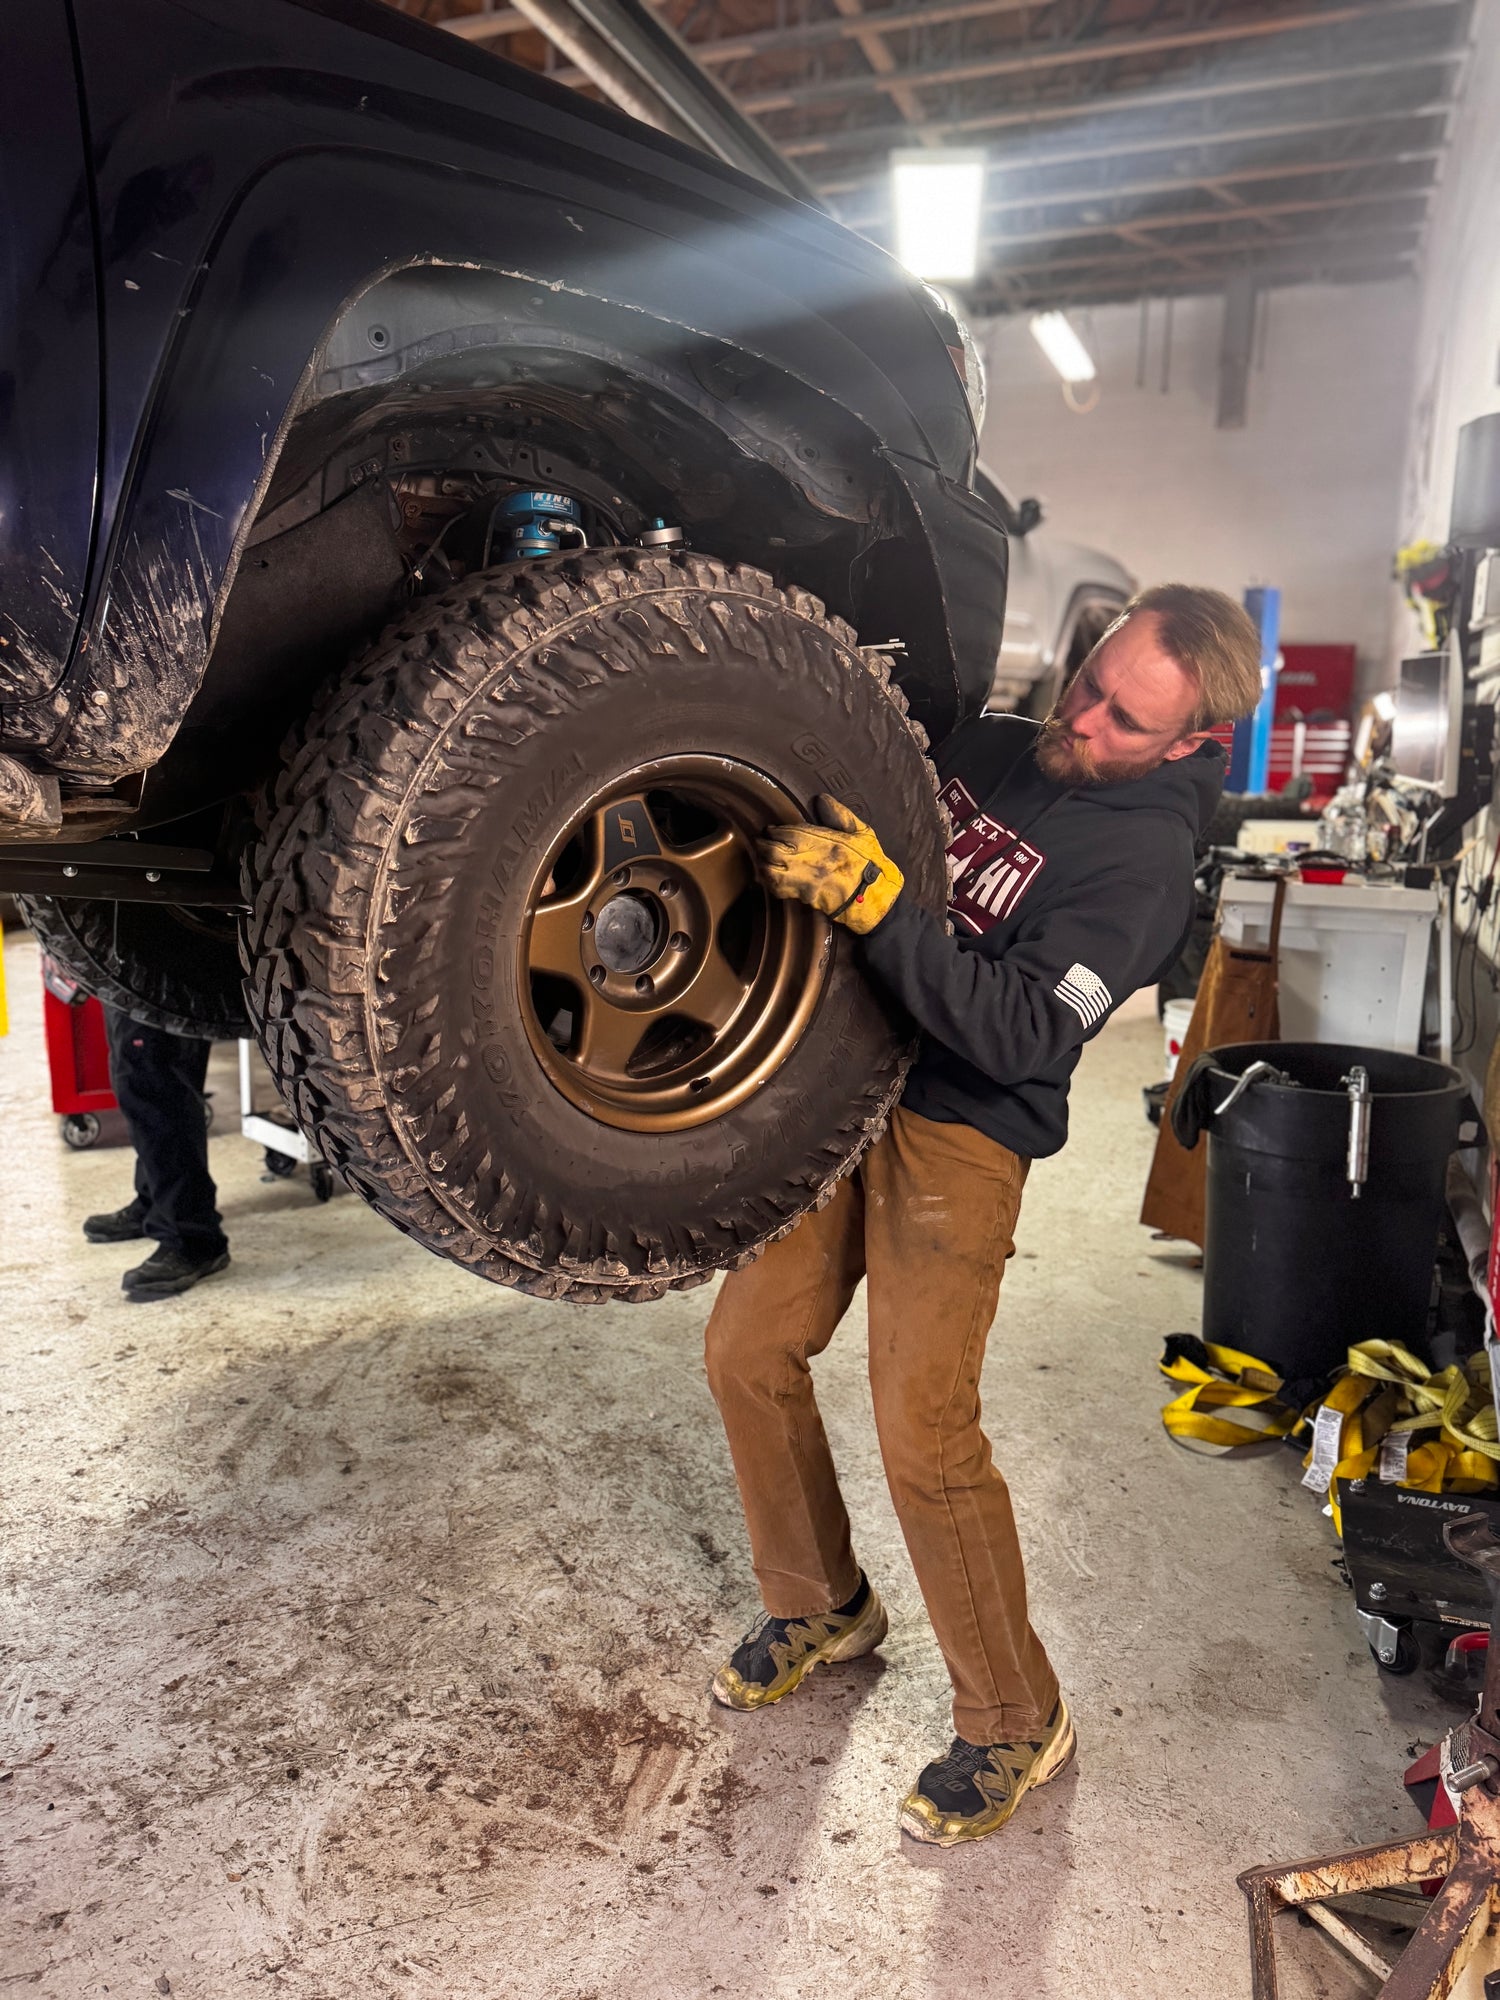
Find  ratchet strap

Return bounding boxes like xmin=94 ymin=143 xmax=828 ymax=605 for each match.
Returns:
xmin=1158 ymin=1334 xmax=1302 ymax=1451
xmin=1160 ymin=1333 xmax=1500 ymax=1526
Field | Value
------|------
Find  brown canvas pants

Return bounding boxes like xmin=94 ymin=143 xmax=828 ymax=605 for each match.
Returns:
xmin=704 ymin=1106 xmax=1059 ymax=1744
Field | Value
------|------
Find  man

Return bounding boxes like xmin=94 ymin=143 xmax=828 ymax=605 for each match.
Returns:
xmin=83 ymin=1006 xmax=231 ymax=1301
xmin=703 ymin=583 xmax=1263 ymax=1846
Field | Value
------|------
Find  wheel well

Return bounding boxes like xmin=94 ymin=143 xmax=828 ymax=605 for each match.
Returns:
xmin=142 ymin=265 xmax=947 ymax=826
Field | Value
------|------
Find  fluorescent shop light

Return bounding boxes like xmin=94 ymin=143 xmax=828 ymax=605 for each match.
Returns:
xmin=1030 ymin=311 xmax=1097 ymax=384
xmin=890 ymin=149 xmax=987 ymax=282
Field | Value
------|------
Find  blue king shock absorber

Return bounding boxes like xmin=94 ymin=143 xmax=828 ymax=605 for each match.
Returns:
xmin=496 ymin=490 xmax=584 ymax=561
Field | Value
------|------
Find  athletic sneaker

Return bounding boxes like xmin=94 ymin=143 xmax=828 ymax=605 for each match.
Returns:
xmin=900 ymin=1697 xmax=1076 ymax=1846
xmin=711 ymin=1573 xmax=888 ymax=1711
xmin=121 ymin=1245 xmax=230 ymax=1301
xmin=83 ymin=1197 xmax=149 ymax=1244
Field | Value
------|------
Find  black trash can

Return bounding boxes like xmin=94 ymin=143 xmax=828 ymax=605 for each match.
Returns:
xmin=1183 ymin=1041 xmax=1467 ymax=1389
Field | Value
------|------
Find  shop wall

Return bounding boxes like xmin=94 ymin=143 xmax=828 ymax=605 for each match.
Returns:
xmin=1391 ymin=0 xmax=1500 ymax=633
xmin=978 ymin=280 xmax=1419 ymax=698
xmin=1390 ymin=0 xmax=1500 ymax=1088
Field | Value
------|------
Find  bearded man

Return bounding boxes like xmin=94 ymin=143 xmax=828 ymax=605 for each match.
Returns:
xmin=702 ymin=582 xmax=1263 ymax=1845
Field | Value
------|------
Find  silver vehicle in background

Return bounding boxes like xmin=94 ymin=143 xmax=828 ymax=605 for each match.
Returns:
xmin=976 ymin=466 xmax=1133 ymax=717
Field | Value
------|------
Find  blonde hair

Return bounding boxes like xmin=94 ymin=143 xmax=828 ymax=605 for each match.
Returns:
xmin=1107 ymin=583 xmax=1264 ymax=731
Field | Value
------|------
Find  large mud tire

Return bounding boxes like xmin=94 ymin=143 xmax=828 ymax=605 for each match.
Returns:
xmin=17 ymin=895 xmax=248 ymax=1038
xmin=242 ymin=549 xmax=947 ymax=1302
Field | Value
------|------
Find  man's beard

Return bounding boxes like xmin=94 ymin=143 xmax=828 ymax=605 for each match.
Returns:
xmin=1036 ymin=712 xmax=1166 ymax=786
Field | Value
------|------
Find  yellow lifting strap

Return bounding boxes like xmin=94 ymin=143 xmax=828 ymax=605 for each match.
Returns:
xmin=1157 ymin=1337 xmax=1500 ymax=1517
xmin=1292 ymin=1341 xmax=1500 ymax=1531
xmin=1158 ymin=1337 xmax=1302 ymax=1452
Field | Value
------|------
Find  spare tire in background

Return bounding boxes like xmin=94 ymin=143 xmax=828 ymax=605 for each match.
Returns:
xmin=243 ymin=547 xmax=948 ymax=1303
xmin=17 ymin=895 xmax=249 ymax=1039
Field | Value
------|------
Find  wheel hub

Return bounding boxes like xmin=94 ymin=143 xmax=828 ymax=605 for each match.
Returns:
xmin=592 ymin=892 xmax=665 ymax=975
xmin=518 ymin=757 xmax=828 ymax=1133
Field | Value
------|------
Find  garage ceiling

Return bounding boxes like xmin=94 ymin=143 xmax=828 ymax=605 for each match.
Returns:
xmin=387 ymin=0 xmax=1474 ymax=311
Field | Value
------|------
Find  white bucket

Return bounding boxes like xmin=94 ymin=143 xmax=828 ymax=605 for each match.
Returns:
xmin=1163 ymin=997 xmax=1195 ymax=1079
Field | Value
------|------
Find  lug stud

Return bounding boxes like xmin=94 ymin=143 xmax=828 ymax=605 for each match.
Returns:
xmin=659 ymin=878 xmax=678 ymax=897
xmin=635 ymin=975 xmax=654 ymax=995
xmin=588 ymin=965 xmax=606 ymax=987
xmin=612 ymin=868 xmax=631 ymax=886
xmin=669 ymin=932 xmax=691 ymax=952
xmin=581 ymin=912 xmax=595 ymax=931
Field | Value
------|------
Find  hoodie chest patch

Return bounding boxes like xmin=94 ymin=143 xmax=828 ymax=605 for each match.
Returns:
xmin=940 ymin=776 xmax=1047 ymax=937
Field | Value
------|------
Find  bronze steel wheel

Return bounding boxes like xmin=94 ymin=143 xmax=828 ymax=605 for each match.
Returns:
xmin=521 ymin=758 xmax=825 ymax=1132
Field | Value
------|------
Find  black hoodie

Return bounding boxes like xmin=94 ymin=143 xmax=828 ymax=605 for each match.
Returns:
xmin=861 ymin=713 xmax=1225 ymax=1159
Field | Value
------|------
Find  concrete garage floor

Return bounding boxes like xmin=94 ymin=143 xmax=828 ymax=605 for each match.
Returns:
xmin=0 ymin=928 xmax=1467 ymax=1998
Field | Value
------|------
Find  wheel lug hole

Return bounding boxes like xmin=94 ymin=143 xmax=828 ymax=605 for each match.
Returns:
xmin=659 ymin=878 xmax=678 ymax=897
xmin=581 ymin=912 xmax=595 ymax=932
xmin=669 ymin=932 xmax=691 ymax=952
xmin=588 ymin=965 xmax=607 ymax=987
xmin=612 ymin=868 xmax=631 ymax=887
xmin=689 ymin=1076 xmax=711 ymax=1094
xmin=634 ymin=974 xmax=654 ymax=996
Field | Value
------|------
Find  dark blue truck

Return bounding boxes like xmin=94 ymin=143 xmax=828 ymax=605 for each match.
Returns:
xmin=1 ymin=0 xmax=1007 ymax=1300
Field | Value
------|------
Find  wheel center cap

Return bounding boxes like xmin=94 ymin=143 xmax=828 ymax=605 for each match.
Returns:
xmin=593 ymin=892 xmax=664 ymax=974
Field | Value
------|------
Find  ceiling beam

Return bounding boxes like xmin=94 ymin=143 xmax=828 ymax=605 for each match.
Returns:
xmin=979 ymin=250 xmax=1419 ymax=309
xmin=980 ymin=182 xmax=1430 ymax=248
xmin=839 ymin=146 xmax=1441 ymax=231
xmin=826 ymin=0 xmax=928 ymax=129
xmin=740 ymin=0 xmax=1462 ymax=118
xmin=777 ymin=45 xmax=1466 ymax=159
xmin=441 ymin=0 xmax=1039 ymax=59
xmin=817 ymin=98 xmax=1454 ymax=196
xmin=971 ymin=218 xmax=1425 ymax=283
xmin=442 ymin=5 xmax=530 ymax=39
xmin=471 ymin=0 xmax=821 ymax=198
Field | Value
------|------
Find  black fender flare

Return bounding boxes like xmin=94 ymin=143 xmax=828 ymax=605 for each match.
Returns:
xmin=20 ymin=128 xmax=995 ymax=773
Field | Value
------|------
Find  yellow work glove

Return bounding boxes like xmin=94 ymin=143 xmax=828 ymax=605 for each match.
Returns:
xmin=757 ymin=795 xmax=904 ymax=935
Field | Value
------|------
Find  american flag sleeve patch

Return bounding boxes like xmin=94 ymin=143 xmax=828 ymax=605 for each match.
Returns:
xmin=1055 ymin=962 xmax=1112 ymax=1030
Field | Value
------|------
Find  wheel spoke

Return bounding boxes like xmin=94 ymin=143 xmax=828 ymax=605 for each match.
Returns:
xmin=527 ymin=813 xmax=607 ymax=979
xmin=528 ymin=899 xmax=588 ymax=980
xmin=572 ymin=992 xmax=649 ymax=1076
xmin=574 ymin=808 xmax=611 ymax=897
xmin=677 ymin=826 xmax=753 ymax=923
xmin=676 ymin=945 xmax=751 ymax=1036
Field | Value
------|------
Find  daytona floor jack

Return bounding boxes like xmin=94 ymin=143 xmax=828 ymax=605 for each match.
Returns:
xmin=1239 ymin=1512 xmax=1500 ymax=1998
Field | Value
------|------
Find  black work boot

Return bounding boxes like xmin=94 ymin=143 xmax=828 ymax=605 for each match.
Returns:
xmin=83 ymin=1197 xmax=150 ymax=1244
xmin=121 ymin=1245 xmax=230 ymax=1301
xmin=711 ymin=1572 xmax=888 ymax=1710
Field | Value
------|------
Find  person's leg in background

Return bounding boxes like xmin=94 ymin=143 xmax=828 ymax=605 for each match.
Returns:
xmin=703 ymin=1173 xmax=887 ymax=1706
xmin=82 ymin=1145 xmax=151 ymax=1244
xmin=101 ymin=1004 xmax=229 ymax=1299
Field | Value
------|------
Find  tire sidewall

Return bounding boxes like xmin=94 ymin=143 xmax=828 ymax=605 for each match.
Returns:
xmin=19 ymin=896 xmax=248 ymax=1039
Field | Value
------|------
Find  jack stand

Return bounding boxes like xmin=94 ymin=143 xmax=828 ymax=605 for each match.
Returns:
xmin=1239 ymin=1513 xmax=1500 ymax=1997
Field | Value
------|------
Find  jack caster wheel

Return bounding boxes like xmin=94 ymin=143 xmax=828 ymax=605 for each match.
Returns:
xmin=263 ymin=1149 xmax=298 ymax=1178
xmin=61 ymin=1112 xmax=102 ymax=1150
xmin=1371 ymin=1627 xmax=1421 ymax=1676
xmin=309 ymin=1164 xmax=335 ymax=1203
